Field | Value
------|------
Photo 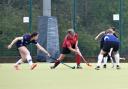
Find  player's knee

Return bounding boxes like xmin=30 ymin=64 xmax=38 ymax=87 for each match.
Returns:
xmin=58 ymin=54 xmax=65 ymax=60
xmin=25 ymin=50 xmax=30 ymax=56
xmin=26 ymin=54 xmax=32 ymax=60
xmin=100 ymin=50 xmax=106 ymax=55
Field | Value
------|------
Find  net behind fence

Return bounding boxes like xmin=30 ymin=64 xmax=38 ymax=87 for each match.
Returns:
xmin=0 ymin=0 xmax=128 ymax=60
xmin=0 ymin=0 xmax=42 ymax=57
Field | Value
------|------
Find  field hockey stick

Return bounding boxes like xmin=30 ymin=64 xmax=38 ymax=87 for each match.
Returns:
xmin=76 ymin=47 xmax=92 ymax=67
xmin=110 ymin=56 xmax=115 ymax=68
xmin=49 ymin=56 xmax=75 ymax=69
xmin=120 ymin=57 xmax=126 ymax=60
xmin=61 ymin=62 xmax=75 ymax=69
xmin=109 ymin=48 xmax=115 ymax=68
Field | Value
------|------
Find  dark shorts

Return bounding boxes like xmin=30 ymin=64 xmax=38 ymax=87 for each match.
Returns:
xmin=16 ymin=40 xmax=25 ymax=48
xmin=100 ymin=41 xmax=104 ymax=49
xmin=102 ymin=41 xmax=119 ymax=53
xmin=100 ymin=36 xmax=105 ymax=49
xmin=101 ymin=41 xmax=108 ymax=57
xmin=61 ymin=45 xmax=75 ymax=54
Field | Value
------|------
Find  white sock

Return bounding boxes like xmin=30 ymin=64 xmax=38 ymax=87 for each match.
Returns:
xmin=110 ymin=56 xmax=114 ymax=66
xmin=15 ymin=59 xmax=23 ymax=65
xmin=103 ymin=56 xmax=108 ymax=65
xmin=114 ymin=53 xmax=120 ymax=66
xmin=97 ymin=54 xmax=103 ymax=66
xmin=26 ymin=55 xmax=33 ymax=66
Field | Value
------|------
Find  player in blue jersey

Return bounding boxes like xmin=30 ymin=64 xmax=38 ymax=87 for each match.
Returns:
xmin=95 ymin=27 xmax=118 ymax=68
xmin=95 ymin=28 xmax=120 ymax=70
xmin=8 ymin=32 xmax=50 ymax=70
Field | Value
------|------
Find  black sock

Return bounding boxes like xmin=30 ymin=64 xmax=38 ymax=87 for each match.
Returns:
xmin=54 ymin=60 xmax=60 ymax=68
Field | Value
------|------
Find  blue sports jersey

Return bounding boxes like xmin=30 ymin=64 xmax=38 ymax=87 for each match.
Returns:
xmin=101 ymin=35 xmax=105 ymax=44
xmin=16 ymin=34 xmax=37 ymax=47
xmin=104 ymin=34 xmax=119 ymax=43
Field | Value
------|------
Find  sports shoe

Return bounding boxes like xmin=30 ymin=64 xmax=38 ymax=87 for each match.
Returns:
xmin=77 ymin=65 xmax=83 ymax=69
xmin=103 ymin=64 xmax=107 ymax=68
xmin=116 ymin=65 xmax=121 ymax=69
xmin=14 ymin=65 xmax=20 ymax=70
xmin=30 ymin=63 xmax=37 ymax=70
xmin=50 ymin=66 xmax=55 ymax=69
xmin=95 ymin=66 xmax=100 ymax=70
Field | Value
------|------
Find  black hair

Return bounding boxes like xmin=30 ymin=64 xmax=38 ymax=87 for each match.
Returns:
xmin=31 ymin=32 xmax=39 ymax=38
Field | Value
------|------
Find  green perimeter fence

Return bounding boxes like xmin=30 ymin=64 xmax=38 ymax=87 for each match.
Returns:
xmin=0 ymin=0 xmax=128 ymax=59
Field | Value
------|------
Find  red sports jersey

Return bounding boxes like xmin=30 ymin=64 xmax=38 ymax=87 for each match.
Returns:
xmin=62 ymin=33 xmax=78 ymax=48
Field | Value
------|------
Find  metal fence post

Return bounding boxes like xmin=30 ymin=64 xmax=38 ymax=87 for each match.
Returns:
xmin=72 ymin=0 xmax=77 ymax=31
xmin=29 ymin=0 xmax=32 ymax=52
xmin=119 ymin=0 xmax=124 ymax=54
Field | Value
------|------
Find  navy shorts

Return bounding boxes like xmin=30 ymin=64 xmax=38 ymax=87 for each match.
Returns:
xmin=102 ymin=41 xmax=119 ymax=53
xmin=16 ymin=40 xmax=25 ymax=48
xmin=100 ymin=41 xmax=104 ymax=49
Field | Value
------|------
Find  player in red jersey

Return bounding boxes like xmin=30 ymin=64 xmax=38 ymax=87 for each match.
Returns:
xmin=50 ymin=28 xmax=82 ymax=69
